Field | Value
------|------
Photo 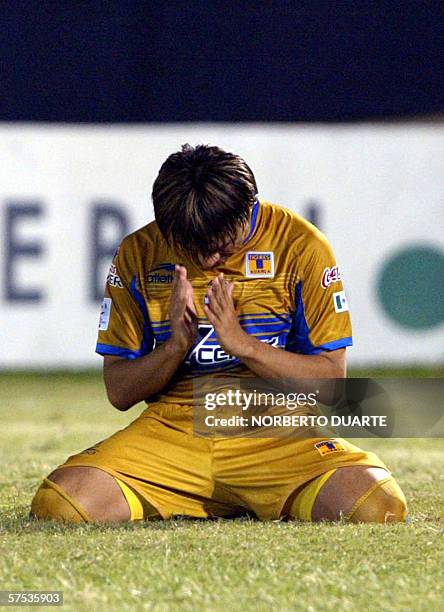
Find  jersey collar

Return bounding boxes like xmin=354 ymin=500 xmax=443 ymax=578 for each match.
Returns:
xmin=242 ymin=200 xmax=260 ymax=245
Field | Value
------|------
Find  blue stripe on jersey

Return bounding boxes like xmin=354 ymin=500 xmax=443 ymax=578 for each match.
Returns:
xmin=96 ymin=343 xmax=143 ymax=360
xmin=203 ymin=333 xmax=287 ymax=344
xmin=285 ymin=281 xmax=321 ymax=355
xmin=152 ymin=324 xmax=290 ymax=343
xmin=151 ymin=313 xmax=290 ymax=327
xmin=238 ymin=311 xmax=290 ymax=320
xmin=151 ymin=316 xmax=290 ymax=330
xmin=151 ymin=325 xmax=289 ymax=339
xmin=151 ymin=322 xmax=172 ymax=331
xmin=150 ymin=318 xmax=172 ymax=327
xmin=153 ymin=332 xmax=172 ymax=343
xmin=150 ymin=312 xmax=291 ymax=328
xmin=241 ymin=322 xmax=291 ymax=334
xmin=130 ymin=276 xmax=155 ymax=355
xmin=286 ymin=282 xmax=353 ymax=355
xmin=243 ymin=200 xmax=260 ymax=243
xmin=318 ymin=337 xmax=353 ymax=351
xmin=241 ymin=317 xmax=290 ymax=326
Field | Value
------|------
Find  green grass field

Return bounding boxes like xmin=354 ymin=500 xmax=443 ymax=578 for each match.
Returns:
xmin=1 ymin=371 xmax=443 ymax=611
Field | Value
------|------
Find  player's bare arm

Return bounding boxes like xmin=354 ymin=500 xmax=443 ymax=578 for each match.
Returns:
xmin=104 ymin=265 xmax=198 ymax=410
xmin=204 ymin=272 xmax=345 ymax=380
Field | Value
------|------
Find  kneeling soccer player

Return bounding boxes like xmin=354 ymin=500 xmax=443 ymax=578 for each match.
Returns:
xmin=31 ymin=144 xmax=408 ymax=524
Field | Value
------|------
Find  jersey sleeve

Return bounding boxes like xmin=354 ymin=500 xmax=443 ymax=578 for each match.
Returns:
xmin=285 ymin=232 xmax=353 ymax=355
xmin=95 ymin=240 xmax=154 ymax=360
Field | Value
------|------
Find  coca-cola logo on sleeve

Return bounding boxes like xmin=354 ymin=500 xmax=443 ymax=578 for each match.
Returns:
xmin=321 ymin=265 xmax=341 ymax=289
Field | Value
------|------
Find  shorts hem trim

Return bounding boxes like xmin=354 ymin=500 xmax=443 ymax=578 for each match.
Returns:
xmin=55 ymin=463 xmax=168 ymax=520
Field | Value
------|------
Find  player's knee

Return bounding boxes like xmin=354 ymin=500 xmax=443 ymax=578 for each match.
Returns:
xmin=347 ymin=476 xmax=408 ymax=524
xmin=32 ymin=466 xmax=154 ymax=522
xmin=30 ymin=478 xmax=91 ymax=523
xmin=290 ymin=467 xmax=408 ymax=524
xmin=49 ymin=466 xmax=133 ymax=522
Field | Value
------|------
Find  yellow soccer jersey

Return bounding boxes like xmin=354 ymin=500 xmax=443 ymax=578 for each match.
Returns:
xmin=96 ymin=201 xmax=352 ymax=404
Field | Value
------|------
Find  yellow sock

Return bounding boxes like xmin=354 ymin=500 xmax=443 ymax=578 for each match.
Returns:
xmin=346 ymin=476 xmax=408 ymax=523
xmin=31 ymin=478 xmax=92 ymax=523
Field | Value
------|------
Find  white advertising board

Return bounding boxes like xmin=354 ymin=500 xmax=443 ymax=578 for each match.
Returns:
xmin=0 ymin=123 xmax=443 ymax=367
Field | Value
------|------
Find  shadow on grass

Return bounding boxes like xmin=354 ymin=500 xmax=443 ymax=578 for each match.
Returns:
xmin=0 ymin=507 xmax=261 ymax=535
xmin=2 ymin=503 xmax=423 ymax=534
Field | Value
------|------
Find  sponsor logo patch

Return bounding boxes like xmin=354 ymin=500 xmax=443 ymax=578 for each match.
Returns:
xmin=246 ymin=252 xmax=274 ymax=278
xmin=321 ymin=265 xmax=341 ymax=288
xmin=99 ymin=297 xmax=112 ymax=331
xmin=146 ymin=263 xmax=175 ymax=284
xmin=314 ymin=439 xmax=345 ymax=456
xmin=185 ymin=324 xmax=280 ymax=369
xmin=333 ymin=290 xmax=349 ymax=313
xmin=106 ymin=263 xmax=123 ymax=288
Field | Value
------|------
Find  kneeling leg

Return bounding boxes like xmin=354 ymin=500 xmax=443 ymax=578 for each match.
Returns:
xmin=31 ymin=466 xmax=132 ymax=523
xmin=290 ymin=466 xmax=408 ymax=523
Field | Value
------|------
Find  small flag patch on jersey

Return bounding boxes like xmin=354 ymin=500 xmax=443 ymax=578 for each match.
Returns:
xmin=333 ymin=290 xmax=349 ymax=313
xmin=99 ymin=297 xmax=112 ymax=331
xmin=314 ymin=440 xmax=345 ymax=456
xmin=246 ymin=252 xmax=274 ymax=278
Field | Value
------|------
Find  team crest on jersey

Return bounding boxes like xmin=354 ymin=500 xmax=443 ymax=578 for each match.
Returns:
xmin=245 ymin=252 xmax=274 ymax=278
xmin=314 ymin=440 xmax=345 ymax=456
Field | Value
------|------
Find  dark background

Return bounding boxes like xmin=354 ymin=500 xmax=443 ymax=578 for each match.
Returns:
xmin=1 ymin=1 xmax=443 ymax=123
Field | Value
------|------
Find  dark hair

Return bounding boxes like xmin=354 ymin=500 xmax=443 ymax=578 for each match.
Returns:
xmin=152 ymin=144 xmax=258 ymax=259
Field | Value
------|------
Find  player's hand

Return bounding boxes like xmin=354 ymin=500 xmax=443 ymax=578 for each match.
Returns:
xmin=168 ymin=265 xmax=198 ymax=352
xmin=204 ymin=273 xmax=250 ymax=357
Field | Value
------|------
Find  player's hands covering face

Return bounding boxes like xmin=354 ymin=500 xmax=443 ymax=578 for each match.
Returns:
xmin=169 ymin=265 xmax=198 ymax=351
xmin=204 ymin=273 xmax=248 ymax=357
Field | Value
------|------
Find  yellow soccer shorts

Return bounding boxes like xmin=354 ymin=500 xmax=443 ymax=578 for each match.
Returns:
xmin=58 ymin=403 xmax=389 ymax=520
